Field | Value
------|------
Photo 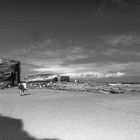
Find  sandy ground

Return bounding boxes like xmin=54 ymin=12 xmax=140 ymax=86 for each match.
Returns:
xmin=0 ymin=88 xmax=140 ymax=140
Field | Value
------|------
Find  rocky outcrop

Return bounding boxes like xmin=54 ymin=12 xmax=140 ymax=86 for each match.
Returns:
xmin=0 ymin=58 xmax=20 ymax=88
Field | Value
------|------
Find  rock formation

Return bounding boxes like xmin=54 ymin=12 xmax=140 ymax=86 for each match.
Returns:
xmin=0 ymin=58 xmax=20 ymax=88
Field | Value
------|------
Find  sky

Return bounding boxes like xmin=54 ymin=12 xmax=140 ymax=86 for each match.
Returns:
xmin=0 ymin=0 xmax=140 ymax=81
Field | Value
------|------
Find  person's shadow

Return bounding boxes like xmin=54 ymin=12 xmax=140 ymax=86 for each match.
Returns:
xmin=0 ymin=114 xmax=59 ymax=140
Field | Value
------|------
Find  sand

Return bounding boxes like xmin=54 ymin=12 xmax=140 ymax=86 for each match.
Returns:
xmin=0 ymin=88 xmax=140 ymax=140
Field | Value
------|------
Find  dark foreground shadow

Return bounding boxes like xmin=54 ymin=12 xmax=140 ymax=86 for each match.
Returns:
xmin=0 ymin=114 xmax=59 ymax=140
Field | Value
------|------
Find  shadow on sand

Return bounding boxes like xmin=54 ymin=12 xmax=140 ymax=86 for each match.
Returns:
xmin=0 ymin=114 xmax=59 ymax=140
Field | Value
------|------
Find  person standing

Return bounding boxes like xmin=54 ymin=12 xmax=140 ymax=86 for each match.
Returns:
xmin=18 ymin=83 xmax=25 ymax=96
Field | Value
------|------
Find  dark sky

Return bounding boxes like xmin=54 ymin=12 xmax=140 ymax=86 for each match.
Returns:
xmin=0 ymin=0 xmax=140 ymax=79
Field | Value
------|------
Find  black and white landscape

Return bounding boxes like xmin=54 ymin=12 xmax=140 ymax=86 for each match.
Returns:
xmin=0 ymin=1 xmax=140 ymax=140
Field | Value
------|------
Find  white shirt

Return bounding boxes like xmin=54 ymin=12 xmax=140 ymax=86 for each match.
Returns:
xmin=22 ymin=83 xmax=27 ymax=89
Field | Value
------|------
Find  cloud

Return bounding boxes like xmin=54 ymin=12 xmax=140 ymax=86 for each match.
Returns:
xmin=5 ymin=34 xmax=140 ymax=63
xmin=37 ymin=50 xmax=61 ymax=58
xmin=137 ymin=52 xmax=140 ymax=56
xmin=32 ymin=66 xmax=74 ymax=74
xmin=72 ymin=62 xmax=140 ymax=77
xmin=1 ymin=36 xmax=140 ymax=78
xmin=17 ymin=40 xmax=90 ymax=74
xmin=105 ymin=72 xmax=125 ymax=77
xmin=70 ymin=46 xmax=83 ymax=54
xmin=95 ymin=0 xmax=140 ymax=15
xmin=102 ymin=34 xmax=140 ymax=47
xmin=102 ymin=48 xmax=122 ymax=56
xmin=29 ymin=61 xmax=140 ymax=78
xmin=101 ymin=48 xmax=137 ymax=56
xmin=23 ymin=58 xmax=64 ymax=67
xmin=64 ymin=46 xmax=89 ymax=60
xmin=96 ymin=34 xmax=140 ymax=59
xmin=66 ymin=54 xmax=88 ymax=61
xmin=21 ymin=41 xmax=90 ymax=64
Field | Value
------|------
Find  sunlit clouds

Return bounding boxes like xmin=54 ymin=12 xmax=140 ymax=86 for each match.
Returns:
xmin=1 ymin=33 xmax=139 ymax=78
xmin=4 ymin=34 xmax=138 ymax=78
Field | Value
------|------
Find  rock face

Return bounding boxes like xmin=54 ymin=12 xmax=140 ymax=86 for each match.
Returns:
xmin=0 ymin=58 xmax=20 ymax=88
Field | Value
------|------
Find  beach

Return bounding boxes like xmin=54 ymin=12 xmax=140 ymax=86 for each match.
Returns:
xmin=0 ymin=88 xmax=140 ymax=140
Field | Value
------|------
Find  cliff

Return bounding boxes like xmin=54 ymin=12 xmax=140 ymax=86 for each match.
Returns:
xmin=0 ymin=58 xmax=20 ymax=87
